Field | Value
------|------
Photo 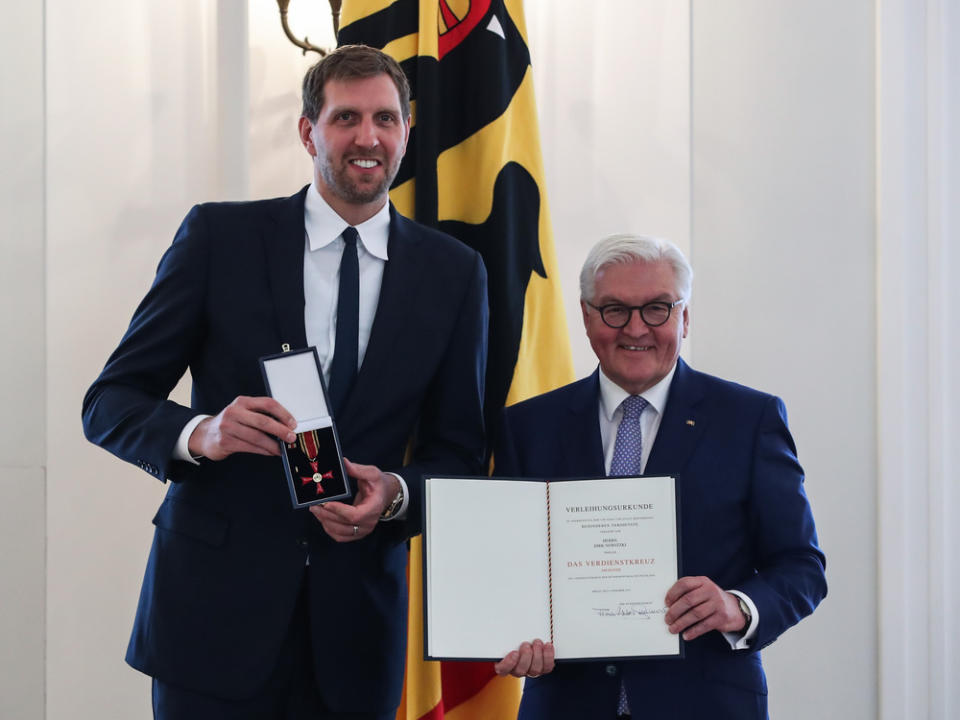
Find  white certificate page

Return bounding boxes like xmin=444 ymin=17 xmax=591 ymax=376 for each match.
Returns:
xmin=548 ymin=475 xmax=680 ymax=659
xmin=424 ymin=478 xmax=552 ymax=660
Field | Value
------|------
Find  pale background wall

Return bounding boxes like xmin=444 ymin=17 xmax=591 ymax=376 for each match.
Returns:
xmin=689 ymin=2 xmax=876 ymax=714
xmin=1 ymin=1 xmax=956 ymax=719
xmin=0 ymin=1 xmax=47 ymax=719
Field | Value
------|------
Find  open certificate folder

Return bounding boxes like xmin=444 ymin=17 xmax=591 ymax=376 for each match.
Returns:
xmin=423 ymin=475 xmax=682 ymax=662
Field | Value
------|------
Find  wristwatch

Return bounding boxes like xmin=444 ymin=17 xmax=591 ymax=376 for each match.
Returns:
xmin=736 ymin=596 xmax=753 ymax=631
xmin=380 ymin=485 xmax=405 ymax=520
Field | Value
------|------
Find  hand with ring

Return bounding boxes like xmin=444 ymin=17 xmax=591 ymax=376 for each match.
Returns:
xmin=310 ymin=458 xmax=400 ymax=542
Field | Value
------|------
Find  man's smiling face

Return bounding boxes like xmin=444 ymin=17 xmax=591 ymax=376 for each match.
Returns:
xmin=581 ymin=259 xmax=688 ymax=395
xmin=301 ymin=73 xmax=409 ymax=218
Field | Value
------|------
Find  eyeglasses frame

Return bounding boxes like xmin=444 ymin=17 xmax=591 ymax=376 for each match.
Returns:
xmin=584 ymin=298 xmax=686 ymax=329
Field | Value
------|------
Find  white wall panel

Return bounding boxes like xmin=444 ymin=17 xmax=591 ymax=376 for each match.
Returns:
xmin=0 ymin=0 xmax=46 ymax=716
xmin=45 ymin=2 xmax=225 ymax=717
xmin=692 ymin=2 xmax=876 ymax=718
xmin=877 ymin=0 xmax=960 ymax=717
xmin=0 ymin=469 xmax=46 ymax=720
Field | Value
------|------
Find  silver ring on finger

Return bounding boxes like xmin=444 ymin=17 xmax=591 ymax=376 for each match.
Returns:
xmin=352 ymin=525 xmax=359 ymax=537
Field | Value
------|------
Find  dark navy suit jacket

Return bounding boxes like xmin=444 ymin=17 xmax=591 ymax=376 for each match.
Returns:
xmin=82 ymin=187 xmax=488 ymax=712
xmin=494 ymin=360 xmax=826 ymax=720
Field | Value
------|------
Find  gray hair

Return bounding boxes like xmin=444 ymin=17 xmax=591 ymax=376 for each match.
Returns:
xmin=579 ymin=234 xmax=693 ymax=302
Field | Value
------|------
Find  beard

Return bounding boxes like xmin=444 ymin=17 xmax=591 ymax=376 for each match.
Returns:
xmin=318 ymin=151 xmax=401 ymax=206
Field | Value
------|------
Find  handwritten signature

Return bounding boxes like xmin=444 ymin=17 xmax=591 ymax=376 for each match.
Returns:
xmin=592 ymin=606 xmax=667 ymax=618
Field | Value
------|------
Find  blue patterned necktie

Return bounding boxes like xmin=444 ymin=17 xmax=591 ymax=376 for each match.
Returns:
xmin=328 ymin=227 xmax=359 ymax=416
xmin=610 ymin=394 xmax=647 ymax=717
xmin=610 ymin=395 xmax=648 ymax=476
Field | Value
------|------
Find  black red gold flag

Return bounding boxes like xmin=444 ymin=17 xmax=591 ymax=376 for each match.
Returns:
xmin=338 ymin=2 xmax=574 ymax=717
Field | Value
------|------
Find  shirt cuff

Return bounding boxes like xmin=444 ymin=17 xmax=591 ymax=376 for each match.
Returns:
xmin=722 ymin=590 xmax=759 ymax=650
xmin=380 ymin=472 xmax=410 ymax=521
xmin=173 ymin=415 xmax=211 ymax=465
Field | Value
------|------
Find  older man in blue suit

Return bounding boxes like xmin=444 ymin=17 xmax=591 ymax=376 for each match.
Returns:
xmin=83 ymin=45 xmax=487 ymax=719
xmin=494 ymin=235 xmax=825 ymax=720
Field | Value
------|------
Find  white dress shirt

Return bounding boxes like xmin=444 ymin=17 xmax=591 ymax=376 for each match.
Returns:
xmin=596 ymin=362 xmax=758 ymax=649
xmin=302 ymin=183 xmax=389 ymax=384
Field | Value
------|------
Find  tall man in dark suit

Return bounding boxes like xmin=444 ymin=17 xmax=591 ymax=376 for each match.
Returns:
xmin=82 ymin=45 xmax=487 ymax=719
xmin=493 ymin=235 xmax=825 ymax=719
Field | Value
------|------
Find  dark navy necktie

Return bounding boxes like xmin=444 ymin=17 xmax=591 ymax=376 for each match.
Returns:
xmin=328 ymin=227 xmax=359 ymax=416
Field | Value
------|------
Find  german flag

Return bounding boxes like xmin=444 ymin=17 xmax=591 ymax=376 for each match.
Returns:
xmin=338 ymin=2 xmax=573 ymax=718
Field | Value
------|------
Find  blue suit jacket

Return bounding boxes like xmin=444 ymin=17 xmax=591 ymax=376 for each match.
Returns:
xmin=494 ymin=360 xmax=826 ymax=720
xmin=82 ymin=187 xmax=488 ymax=712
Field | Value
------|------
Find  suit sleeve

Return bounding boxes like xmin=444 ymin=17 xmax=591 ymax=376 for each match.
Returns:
xmin=81 ymin=205 xmax=210 ymax=483
xmin=396 ymin=250 xmax=489 ymax=536
xmin=735 ymin=395 xmax=827 ymax=650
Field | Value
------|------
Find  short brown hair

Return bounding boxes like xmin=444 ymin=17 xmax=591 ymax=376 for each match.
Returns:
xmin=301 ymin=44 xmax=411 ymax=122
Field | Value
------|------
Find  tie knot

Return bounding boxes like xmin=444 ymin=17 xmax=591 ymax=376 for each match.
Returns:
xmin=621 ymin=395 xmax=648 ymax=420
xmin=341 ymin=226 xmax=359 ymax=248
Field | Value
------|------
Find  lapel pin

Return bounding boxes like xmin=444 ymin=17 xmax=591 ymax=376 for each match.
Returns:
xmin=685 ymin=419 xmax=695 ymax=427
xmin=281 ymin=343 xmax=291 ymax=352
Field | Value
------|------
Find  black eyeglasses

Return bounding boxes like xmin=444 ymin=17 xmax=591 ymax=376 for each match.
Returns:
xmin=585 ymin=299 xmax=685 ymax=329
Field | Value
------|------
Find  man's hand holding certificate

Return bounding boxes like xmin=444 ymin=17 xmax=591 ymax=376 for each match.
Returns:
xmin=664 ymin=576 xmax=750 ymax=640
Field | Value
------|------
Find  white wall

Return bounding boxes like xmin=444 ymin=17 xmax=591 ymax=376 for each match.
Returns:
xmin=2 ymin=1 xmax=955 ymax=718
xmin=876 ymin=1 xmax=960 ymax=717
xmin=690 ymin=3 xmax=876 ymax=717
xmin=1 ymin=3 xmax=46 ymax=719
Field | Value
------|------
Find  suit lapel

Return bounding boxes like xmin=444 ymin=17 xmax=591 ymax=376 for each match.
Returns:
xmin=646 ymin=358 xmax=707 ymax=476
xmin=558 ymin=372 xmax=606 ymax=477
xmin=263 ymin=187 xmax=309 ymax=354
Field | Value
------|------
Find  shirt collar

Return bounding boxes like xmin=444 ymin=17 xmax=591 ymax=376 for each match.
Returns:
xmin=598 ymin=361 xmax=678 ymax=422
xmin=303 ymin=181 xmax=391 ymax=260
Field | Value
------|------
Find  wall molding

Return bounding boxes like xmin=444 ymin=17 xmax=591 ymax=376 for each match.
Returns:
xmin=876 ymin=0 xmax=958 ymax=717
